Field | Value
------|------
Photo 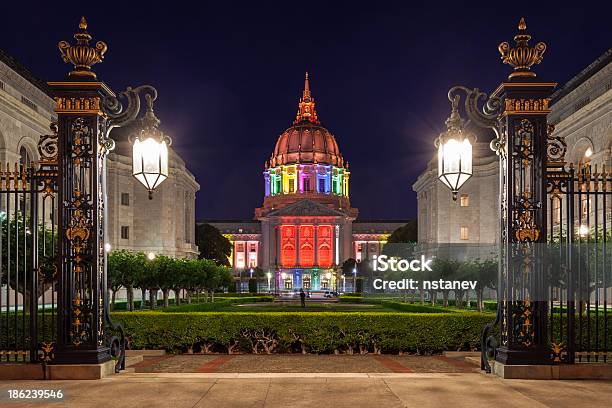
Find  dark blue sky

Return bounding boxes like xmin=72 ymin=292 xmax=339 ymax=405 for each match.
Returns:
xmin=1 ymin=1 xmax=610 ymax=220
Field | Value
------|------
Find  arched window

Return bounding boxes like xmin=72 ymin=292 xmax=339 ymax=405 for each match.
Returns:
xmin=19 ymin=146 xmax=30 ymax=170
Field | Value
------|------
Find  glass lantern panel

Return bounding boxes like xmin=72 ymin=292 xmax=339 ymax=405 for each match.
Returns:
xmin=160 ymin=140 xmax=169 ymax=177
xmin=460 ymin=139 xmax=472 ymax=175
xmin=442 ymin=139 xmax=461 ymax=174
xmin=133 ymin=139 xmax=144 ymax=175
xmin=141 ymin=138 xmax=162 ymax=174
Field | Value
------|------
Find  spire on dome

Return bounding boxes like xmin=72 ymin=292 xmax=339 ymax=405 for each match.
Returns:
xmin=294 ymin=72 xmax=320 ymax=124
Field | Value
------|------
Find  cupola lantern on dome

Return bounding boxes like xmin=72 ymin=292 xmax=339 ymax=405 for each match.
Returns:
xmin=294 ymin=72 xmax=320 ymax=125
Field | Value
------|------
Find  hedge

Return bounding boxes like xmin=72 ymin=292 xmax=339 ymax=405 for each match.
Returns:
xmin=113 ymin=312 xmax=494 ymax=354
xmin=380 ymin=301 xmax=459 ymax=313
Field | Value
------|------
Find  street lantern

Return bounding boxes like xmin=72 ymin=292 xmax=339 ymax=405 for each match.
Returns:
xmin=130 ymin=91 xmax=172 ymax=199
xmin=435 ymin=95 xmax=475 ymax=200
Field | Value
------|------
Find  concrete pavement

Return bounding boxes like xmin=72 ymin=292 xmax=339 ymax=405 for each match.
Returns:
xmin=1 ymin=372 xmax=611 ymax=407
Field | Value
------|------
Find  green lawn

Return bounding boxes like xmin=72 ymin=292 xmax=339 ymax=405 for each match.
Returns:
xmin=115 ymin=294 xmax=496 ymax=314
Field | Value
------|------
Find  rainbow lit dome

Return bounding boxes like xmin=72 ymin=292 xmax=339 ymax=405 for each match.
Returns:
xmin=259 ymin=73 xmax=351 ymax=215
xmin=269 ymin=73 xmax=344 ymax=168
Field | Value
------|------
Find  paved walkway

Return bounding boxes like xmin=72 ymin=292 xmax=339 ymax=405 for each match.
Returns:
xmin=2 ymin=373 xmax=611 ymax=407
xmin=129 ymin=354 xmax=477 ymax=373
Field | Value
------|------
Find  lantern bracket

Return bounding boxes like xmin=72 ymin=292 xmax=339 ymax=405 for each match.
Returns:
xmin=447 ymin=86 xmax=503 ymax=139
xmin=102 ymin=85 xmax=159 ymax=137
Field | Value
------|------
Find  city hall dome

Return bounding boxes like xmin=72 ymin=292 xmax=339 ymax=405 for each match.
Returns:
xmin=257 ymin=73 xmax=354 ymax=218
xmin=268 ymin=73 xmax=344 ymax=168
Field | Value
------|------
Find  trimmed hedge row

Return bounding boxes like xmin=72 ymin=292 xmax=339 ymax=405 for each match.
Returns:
xmin=113 ymin=312 xmax=494 ymax=354
xmin=380 ymin=301 xmax=459 ymax=313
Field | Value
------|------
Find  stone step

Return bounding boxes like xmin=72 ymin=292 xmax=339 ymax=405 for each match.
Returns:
xmin=126 ymin=349 xmax=166 ymax=357
xmin=442 ymin=351 xmax=480 ymax=358
xmin=464 ymin=356 xmax=481 ymax=366
xmin=125 ymin=355 xmax=143 ymax=367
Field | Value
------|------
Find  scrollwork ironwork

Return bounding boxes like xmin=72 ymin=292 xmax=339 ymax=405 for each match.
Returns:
xmin=447 ymin=86 xmax=502 ymax=132
xmin=546 ymin=123 xmax=567 ymax=164
xmin=102 ymin=85 xmax=158 ymax=135
xmin=37 ymin=123 xmax=59 ymax=165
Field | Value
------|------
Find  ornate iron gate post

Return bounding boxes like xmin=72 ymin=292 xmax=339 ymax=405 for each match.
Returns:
xmin=493 ymin=20 xmax=557 ymax=365
xmin=49 ymin=18 xmax=113 ymax=365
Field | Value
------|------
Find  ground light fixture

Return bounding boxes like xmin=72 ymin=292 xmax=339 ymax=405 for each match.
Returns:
xmin=435 ymin=94 xmax=475 ymax=200
xmin=129 ymin=89 xmax=172 ymax=199
xmin=147 ymin=252 xmax=156 ymax=260
xmin=578 ymin=224 xmax=590 ymax=237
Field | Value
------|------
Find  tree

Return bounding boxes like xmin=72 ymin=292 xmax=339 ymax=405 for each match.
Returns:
xmin=387 ymin=220 xmax=418 ymax=243
xmin=455 ymin=261 xmax=477 ymax=309
xmin=155 ymin=255 xmax=175 ymax=308
xmin=124 ymin=252 xmax=146 ymax=311
xmin=430 ymin=258 xmax=460 ymax=307
xmin=474 ymin=259 xmax=497 ymax=312
xmin=248 ymin=278 xmax=258 ymax=293
xmin=341 ymin=258 xmax=357 ymax=276
xmin=1 ymin=214 xmax=57 ymax=303
xmin=107 ymin=250 xmax=133 ymax=310
xmin=195 ymin=223 xmax=232 ymax=266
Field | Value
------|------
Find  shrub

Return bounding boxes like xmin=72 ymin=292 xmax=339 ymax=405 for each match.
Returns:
xmin=113 ymin=312 xmax=495 ymax=354
xmin=380 ymin=301 xmax=456 ymax=313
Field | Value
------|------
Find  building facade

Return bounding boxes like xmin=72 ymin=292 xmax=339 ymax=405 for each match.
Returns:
xmin=205 ymin=74 xmax=408 ymax=292
xmin=0 ymin=48 xmax=199 ymax=259
xmin=413 ymin=49 xmax=612 ymax=245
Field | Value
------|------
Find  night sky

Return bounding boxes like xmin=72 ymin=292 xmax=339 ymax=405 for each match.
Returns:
xmin=1 ymin=2 xmax=610 ymax=220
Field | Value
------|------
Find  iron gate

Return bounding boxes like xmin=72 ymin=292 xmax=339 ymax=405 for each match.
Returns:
xmin=0 ymin=126 xmax=58 ymax=364
xmin=546 ymin=142 xmax=612 ymax=364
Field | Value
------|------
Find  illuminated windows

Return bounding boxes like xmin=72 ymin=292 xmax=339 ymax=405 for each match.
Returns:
xmin=299 ymin=225 xmax=314 ymax=267
xmin=317 ymin=225 xmax=333 ymax=267
xmin=460 ymin=194 xmax=469 ymax=207
xmin=303 ymin=178 xmax=311 ymax=192
xmin=318 ymin=178 xmax=325 ymax=193
xmin=460 ymin=227 xmax=469 ymax=240
xmin=280 ymin=225 xmax=296 ymax=267
xmin=264 ymin=164 xmax=348 ymax=197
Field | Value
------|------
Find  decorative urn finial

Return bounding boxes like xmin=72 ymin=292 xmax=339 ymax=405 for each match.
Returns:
xmin=498 ymin=17 xmax=546 ymax=79
xmin=58 ymin=17 xmax=108 ymax=79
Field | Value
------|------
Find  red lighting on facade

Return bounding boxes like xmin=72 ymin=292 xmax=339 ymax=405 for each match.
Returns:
xmin=280 ymin=225 xmax=296 ymax=267
xmin=317 ymin=225 xmax=333 ymax=267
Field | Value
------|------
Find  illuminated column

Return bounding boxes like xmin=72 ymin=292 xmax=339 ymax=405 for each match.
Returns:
xmin=335 ymin=225 xmax=340 ymax=265
xmin=344 ymin=167 xmax=350 ymax=197
xmin=295 ymin=224 xmax=300 ymax=267
xmin=332 ymin=167 xmax=339 ymax=195
xmin=282 ymin=166 xmax=289 ymax=193
xmin=314 ymin=224 xmax=319 ymax=267
xmin=264 ymin=170 xmax=270 ymax=196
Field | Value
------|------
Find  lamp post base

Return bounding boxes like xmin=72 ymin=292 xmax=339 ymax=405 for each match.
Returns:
xmin=53 ymin=347 xmax=111 ymax=365
xmin=495 ymin=347 xmax=551 ymax=366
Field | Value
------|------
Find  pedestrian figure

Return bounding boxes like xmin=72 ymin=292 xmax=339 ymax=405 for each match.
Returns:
xmin=299 ymin=288 xmax=306 ymax=308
